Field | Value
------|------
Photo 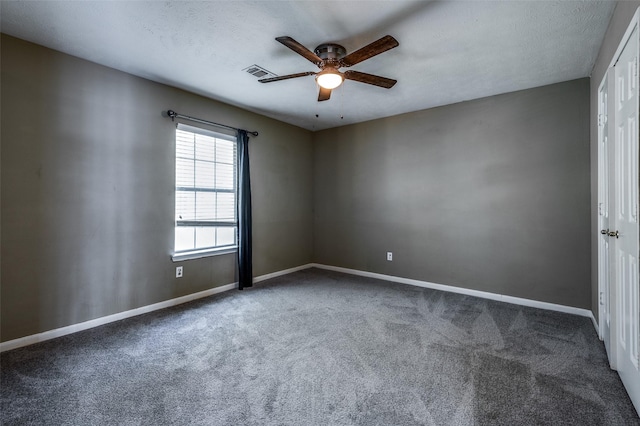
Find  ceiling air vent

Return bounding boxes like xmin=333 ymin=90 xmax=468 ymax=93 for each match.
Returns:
xmin=243 ymin=64 xmax=277 ymax=79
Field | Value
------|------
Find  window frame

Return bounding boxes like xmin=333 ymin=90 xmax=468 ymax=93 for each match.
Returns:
xmin=172 ymin=123 xmax=238 ymax=261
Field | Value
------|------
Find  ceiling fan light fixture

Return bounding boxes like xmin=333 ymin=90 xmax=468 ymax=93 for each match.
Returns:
xmin=316 ymin=70 xmax=343 ymax=90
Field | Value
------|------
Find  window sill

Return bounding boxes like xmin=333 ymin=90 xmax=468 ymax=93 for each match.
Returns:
xmin=172 ymin=246 xmax=237 ymax=262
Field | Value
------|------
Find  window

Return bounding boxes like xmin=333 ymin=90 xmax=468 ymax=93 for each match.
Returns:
xmin=173 ymin=123 xmax=237 ymax=260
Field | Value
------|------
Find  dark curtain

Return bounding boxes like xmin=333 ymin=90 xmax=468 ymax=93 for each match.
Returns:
xmin=237 ymin=130 xmax=253 ymax=290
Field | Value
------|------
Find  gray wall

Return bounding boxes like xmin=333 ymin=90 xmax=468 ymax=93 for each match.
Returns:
xmin=314 ymin=79 xmax=591 ymax=309
xmin=1 ymin=28 xmax=599 ymax=343
xmin=1 ymin=35 xmax=314 ymax=342
xmin=589 ymin=2 xmax=640 ymax=324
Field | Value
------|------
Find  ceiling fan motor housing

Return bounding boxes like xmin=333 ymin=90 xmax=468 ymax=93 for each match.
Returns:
xmin=314 ymin=43 xmax=347 ymax=62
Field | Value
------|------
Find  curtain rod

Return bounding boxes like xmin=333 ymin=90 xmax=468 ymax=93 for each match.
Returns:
xmin=166 ymin=110 xmax=258 ymax=137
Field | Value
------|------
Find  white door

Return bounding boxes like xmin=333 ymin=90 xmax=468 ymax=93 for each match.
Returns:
xmin=598 ymin=74 xmax=613 ymax=360
xmin=613 ymin=24 xmax=640 ymax=416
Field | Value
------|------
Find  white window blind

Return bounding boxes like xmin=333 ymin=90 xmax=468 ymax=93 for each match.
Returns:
xmin=174 ymin=123 xmax=237 ymax=255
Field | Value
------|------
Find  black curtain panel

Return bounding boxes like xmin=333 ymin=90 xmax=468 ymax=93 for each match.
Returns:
xmin=237 ymin=130 xmax=253 ymax=290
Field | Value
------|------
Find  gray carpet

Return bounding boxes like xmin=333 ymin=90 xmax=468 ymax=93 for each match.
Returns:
xmin=1 ymin=268 xmax=639 ymax=425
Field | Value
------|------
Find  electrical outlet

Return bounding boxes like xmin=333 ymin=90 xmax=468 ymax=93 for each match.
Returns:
xmin=387 ymin=252 xmax=393 ymax=261
xmin=176 ymin=266 xmax=183 ymax=278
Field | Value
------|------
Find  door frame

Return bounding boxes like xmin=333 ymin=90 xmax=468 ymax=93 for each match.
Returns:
xmin=596 ymin=6 xmax=640 ymax=417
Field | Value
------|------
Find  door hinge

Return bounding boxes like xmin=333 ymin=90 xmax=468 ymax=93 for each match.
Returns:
xmin=599 ymin=291 xmax=603 ymax=305
xmin=598 ymin=114 xmax=603 ymax=127
xmin=598 ymin=202 xmax=603 ymax=216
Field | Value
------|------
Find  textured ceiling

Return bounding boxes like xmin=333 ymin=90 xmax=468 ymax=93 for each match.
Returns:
xmin=1 ymin=1 xmax=615 ymax=131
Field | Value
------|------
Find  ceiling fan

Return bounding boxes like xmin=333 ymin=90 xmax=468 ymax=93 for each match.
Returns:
xmin=259 ymin=35 xmax=399 ymax=101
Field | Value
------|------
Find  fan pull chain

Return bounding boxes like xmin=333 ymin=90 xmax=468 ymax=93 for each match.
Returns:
xmin=340 ymin=85 xmax=344 ymax=120
xmin=312 ymin=80 xmax=319 ymax=131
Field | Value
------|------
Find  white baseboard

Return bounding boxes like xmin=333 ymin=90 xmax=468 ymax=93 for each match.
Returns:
xmin=0 ymin=263 xmax=314 ymax=353
xmin=589 ymin=312 xmax=600 ymax=336
xmin=253 ymin=263 xmax=313 ymax=283
xmin=310 ymin=263 xmax=595 ymax=320
xmin=2 ymin=262 xmax=597 ymax=352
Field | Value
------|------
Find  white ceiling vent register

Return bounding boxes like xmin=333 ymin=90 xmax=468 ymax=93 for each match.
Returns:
xmin=243 ymin=65 xmax=276 ymax=79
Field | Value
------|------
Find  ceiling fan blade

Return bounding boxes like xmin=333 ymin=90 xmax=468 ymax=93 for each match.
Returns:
xmin=259 ymin=72 xmax=316 ymax=83
xmin=318 ymin=87 xmax=332 ymax=102
xmin=340 ymin=35 xmax=399 ymax=67
xmin=344 ymin=70 xmax=397 ymax=89
xmin=276 ymin=36 xmax=323 ymax=65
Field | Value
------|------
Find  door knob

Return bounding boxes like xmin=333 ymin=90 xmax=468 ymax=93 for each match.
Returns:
xmin=601 ymin=229 xmax=609 ymax=235
xmin=608 ymin=230 xmax=620 ymax=238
